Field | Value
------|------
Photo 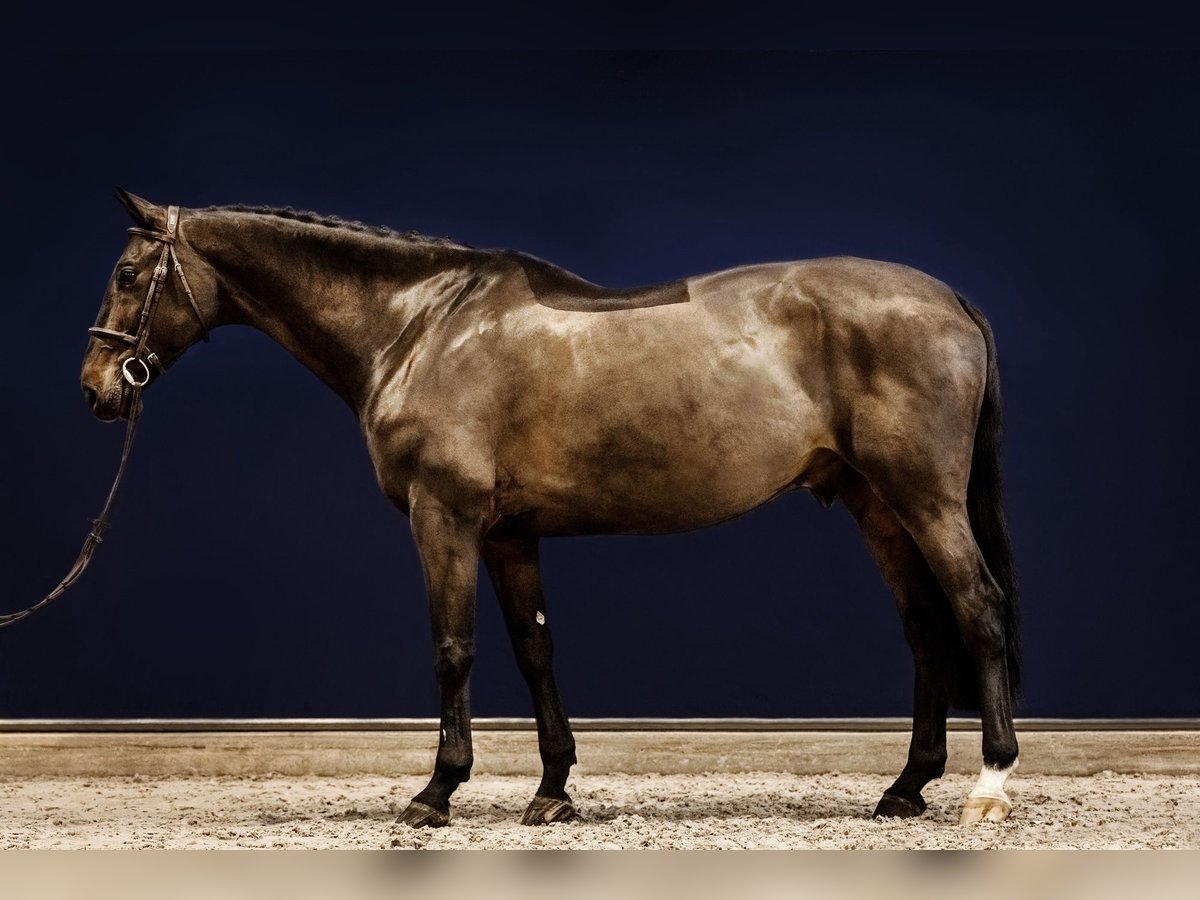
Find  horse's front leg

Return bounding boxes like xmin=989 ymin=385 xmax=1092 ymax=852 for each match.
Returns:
xmin=482 ymin=536 xmax=579 ymax=825
xmin=396 ymin=497 xmax=483 ymax=828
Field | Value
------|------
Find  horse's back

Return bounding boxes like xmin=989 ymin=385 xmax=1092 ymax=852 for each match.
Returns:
xmin=497 ymin=251 xmax=967 ymax=323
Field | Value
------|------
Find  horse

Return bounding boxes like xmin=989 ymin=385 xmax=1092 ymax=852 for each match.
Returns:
xmin=80 ymin=190 xmax=1021 ymax=828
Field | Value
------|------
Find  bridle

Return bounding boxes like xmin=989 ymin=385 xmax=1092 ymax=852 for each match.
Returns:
xmin=87 ymin=204 xmax=210 ymax=387
xmin=0 ymin=204 xmax=208 ymax=629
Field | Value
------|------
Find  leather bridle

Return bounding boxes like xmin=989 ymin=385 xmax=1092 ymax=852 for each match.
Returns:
xmin=88 ymin=204 xmax=210 ymax=387
xmin=0 ymin=205 xmax=208 ymax=629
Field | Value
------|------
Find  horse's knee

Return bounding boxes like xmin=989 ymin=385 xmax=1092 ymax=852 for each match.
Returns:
xmin=434 ymin=640 xmax=475 ymax=685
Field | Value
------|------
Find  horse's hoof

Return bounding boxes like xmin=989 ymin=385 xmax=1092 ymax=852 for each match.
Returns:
xmin=958 ymin=794 xmax=1012 ymax=825
xmin=872 ymin=792 xmax=926 ymax=819
xmin=396 ymin=800 xmax=451 ymax=828
xmin=519 ymin=795 xmax=579 ymax=826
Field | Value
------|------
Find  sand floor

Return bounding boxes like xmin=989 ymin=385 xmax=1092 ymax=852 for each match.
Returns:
xmin=0 ymin=772 xmax=1195 ymax=849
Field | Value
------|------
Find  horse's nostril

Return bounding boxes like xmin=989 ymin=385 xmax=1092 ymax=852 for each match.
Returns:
xmin=82 ymin=386 xmax=98 ymax=409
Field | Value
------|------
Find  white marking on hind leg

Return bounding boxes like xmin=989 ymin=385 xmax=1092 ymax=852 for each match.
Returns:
xmin=959 ymin=758 xmax=1017 ymax=824
xmin=970 ymin=757 xmax=1017 ymax=801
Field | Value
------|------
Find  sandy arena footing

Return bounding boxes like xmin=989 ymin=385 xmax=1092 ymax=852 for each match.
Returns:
xmin=0 ymin=771 xmax=1195 ymax=849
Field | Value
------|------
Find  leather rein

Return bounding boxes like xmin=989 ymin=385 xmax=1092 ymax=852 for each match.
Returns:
xmin=0 ymin=205 xmax=208 ymax=629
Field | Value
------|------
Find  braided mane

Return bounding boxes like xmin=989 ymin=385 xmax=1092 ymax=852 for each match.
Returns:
xmin=205 ymin=205 xmax=469 ymax=248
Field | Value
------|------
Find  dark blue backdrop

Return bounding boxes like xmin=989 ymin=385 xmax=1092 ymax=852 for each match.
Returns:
xmin=1 ymin=50 xmax=1195 ymax=718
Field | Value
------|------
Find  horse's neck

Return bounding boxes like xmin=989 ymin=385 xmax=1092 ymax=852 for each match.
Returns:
xmin=190 ymin=214 xmax=470 ymax=413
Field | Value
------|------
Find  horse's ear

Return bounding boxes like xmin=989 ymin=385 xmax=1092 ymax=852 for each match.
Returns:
xmin=113 ymin=188 xmax=160 ymax=227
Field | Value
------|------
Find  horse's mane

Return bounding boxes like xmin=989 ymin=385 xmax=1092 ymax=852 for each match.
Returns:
xmin=203 ymin=205 xmax=470 ymax=248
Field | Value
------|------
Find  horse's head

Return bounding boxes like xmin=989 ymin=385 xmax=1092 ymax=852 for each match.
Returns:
xmin=81 ymin=190 xmax=214 ymax=421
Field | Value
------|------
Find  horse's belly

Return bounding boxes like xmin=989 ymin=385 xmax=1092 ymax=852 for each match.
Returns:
xmin=495 ymin=352 xmax=829 ymax=535
xmin=511 ymin=442 xmax=813 ymax=536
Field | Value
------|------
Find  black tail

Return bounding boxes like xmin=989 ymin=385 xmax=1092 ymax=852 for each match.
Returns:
xmin=951 ymin=292 xmax=1021 ymax=709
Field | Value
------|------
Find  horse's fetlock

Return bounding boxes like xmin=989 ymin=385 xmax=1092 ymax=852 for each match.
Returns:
xmin=983 ymin=741 xmax=1018 ymax=771
xmin=436 ymin=756 xmax=474 ymax=783
xmin=541 ymin=739 xmax=577 ymax=767
xmin=910 ymin=747 xmax=947 ymax=776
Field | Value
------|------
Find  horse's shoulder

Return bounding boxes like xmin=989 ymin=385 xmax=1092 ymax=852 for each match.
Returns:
xmin=497 ymin=250 xmax=690 ymax=312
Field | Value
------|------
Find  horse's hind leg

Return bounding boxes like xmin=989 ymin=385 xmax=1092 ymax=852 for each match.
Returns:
xmin=840 ymin=471 xmax=954 ymax=818
xmin=880 ymin=490 xmax=1019 ymax=824
xmin=839 ymin=300 xmax=1018 ymax=824
xmin=482 ymin=536 xmax=579 ymax=825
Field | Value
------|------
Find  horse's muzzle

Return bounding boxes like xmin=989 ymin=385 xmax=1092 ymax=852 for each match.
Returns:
xmin=81 ymin=378 xmax=127 ymax=422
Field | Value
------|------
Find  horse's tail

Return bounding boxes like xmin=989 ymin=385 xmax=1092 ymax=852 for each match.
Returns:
xmin=951 ymin=292 xmax=1021 ymax=709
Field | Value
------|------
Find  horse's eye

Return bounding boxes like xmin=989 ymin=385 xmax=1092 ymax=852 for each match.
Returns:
xmin=117 ymin=267 xmax=137 ymax=287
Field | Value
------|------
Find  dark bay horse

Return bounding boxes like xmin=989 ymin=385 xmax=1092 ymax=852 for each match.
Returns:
xmin=81 ymin=191 xmax=1020 ymax=827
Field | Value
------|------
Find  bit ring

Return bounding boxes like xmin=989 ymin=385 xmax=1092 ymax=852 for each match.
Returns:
xmin=121 ymin=356 xmax=152 ymax=387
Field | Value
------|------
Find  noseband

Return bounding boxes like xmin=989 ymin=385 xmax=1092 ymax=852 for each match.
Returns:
xmin=87 ymin=204 xmax=209 ymax=387
xmin=0 ymin=204 xmax=207 ymax=629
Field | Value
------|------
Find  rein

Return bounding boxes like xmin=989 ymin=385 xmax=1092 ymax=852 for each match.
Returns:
xmin=0 ymin=205 xmax=207 ymax=629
